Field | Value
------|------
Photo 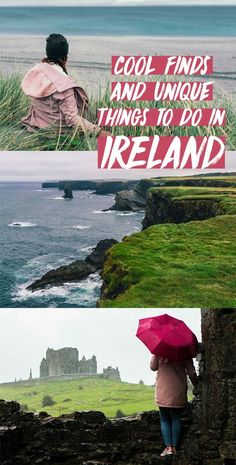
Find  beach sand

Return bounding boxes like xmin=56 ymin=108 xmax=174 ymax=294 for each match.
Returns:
xmin=0 ymin=35 xmax=235 ymax=97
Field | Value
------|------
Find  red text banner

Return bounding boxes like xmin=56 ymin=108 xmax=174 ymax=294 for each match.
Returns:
xmin=112 ymin=56 xmax=213 ymax=76
xmin=98 ymin=108 xmax=226 ymax=127
xmin=110 ymin=81 xmax=214 ymax=102
xmin=98 ymin=136 xmax=225 ymax=170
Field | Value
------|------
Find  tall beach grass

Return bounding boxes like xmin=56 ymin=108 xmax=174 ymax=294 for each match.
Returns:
xmin=0 ymin=73 xmax=235 ymax=150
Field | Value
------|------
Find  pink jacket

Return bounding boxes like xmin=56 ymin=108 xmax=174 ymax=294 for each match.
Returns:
xmin=150 ymin=355 xmax=197 ymax=408
xmin=21 ymin=62 xmax=99 ymax=134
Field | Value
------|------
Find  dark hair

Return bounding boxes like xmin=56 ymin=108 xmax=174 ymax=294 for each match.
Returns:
xmin=43 ymin=33 xmax=69 ymax=74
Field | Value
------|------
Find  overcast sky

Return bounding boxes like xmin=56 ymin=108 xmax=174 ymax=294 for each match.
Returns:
xmin=0 ymin=1 xmax=235 ymax=6
xmin=0 ymin=151 xmax=235 ymax=182
xmin=0 ymin=308 xmax=201 ymax=385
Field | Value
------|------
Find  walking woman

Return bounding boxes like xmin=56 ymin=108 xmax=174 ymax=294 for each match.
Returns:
xmin=150 ymin=355 xmax=198 ymax=457
xmin=21 ymin=33 xmax=104 ymax=135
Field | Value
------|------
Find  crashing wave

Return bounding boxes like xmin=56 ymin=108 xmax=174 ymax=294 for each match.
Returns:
xmin=8 ymin=221 xmax=37 ymax=228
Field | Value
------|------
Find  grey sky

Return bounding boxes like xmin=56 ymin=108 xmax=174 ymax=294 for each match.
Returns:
xmin=0 ymin=151 xmax=235 ymax=182
xmin=0 ymin=1 xmax=235 ymax=6
xmin=0 ymin=308 xmax=201 ymax=385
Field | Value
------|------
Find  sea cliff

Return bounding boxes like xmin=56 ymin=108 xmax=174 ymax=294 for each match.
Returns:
xmin=98 ymin=175 xmax=236 ymax=307
xmin=42 ymin=180 xmax=138 ymax=195
xmin=37 ymin=175 xmax=236 ymax=308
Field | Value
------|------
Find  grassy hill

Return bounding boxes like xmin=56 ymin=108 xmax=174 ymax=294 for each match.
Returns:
xmin=0 ymin=378 xmax=156 ymax=418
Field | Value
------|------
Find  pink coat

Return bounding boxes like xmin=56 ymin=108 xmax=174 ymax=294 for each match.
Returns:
xmin=21 ymin=62 xmax=99 ymax=134
xmin=150 ymin=355 xmax=197 ymax=408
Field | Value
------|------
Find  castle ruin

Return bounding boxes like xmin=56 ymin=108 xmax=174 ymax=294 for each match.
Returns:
xmin=39 ymin=347 xmax=120 ymax=381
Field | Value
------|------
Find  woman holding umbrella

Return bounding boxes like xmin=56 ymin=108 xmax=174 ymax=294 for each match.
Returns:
xmin=150 ymin=355 xmax=198 ymax=456
xmin=136 ymin=313 xmax=199 ymax=457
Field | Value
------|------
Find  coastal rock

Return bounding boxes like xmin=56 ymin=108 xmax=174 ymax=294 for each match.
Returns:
xmin=27 ymin=260 xmax=93 ymax=291
xmin=27 ymin=239 xmax=118 ymax=292
xmin=85 ymin=239 xmax=118 ymax=267
xmin=108 ymin=189 xmax=146 ymax=211
xmin=63 ymin=185 xmax=73 ymax=199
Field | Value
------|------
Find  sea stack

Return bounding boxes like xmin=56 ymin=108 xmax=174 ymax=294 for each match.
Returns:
xmin=63 ymin=185 xmax=73 ymax=199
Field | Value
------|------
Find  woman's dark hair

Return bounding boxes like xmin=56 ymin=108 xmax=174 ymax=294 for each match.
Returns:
xmin=43 ymin=33 xmax=69 ymax=74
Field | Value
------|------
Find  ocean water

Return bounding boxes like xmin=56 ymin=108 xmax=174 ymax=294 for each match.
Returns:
xmin=0 ymin=6 xmax=235 ymax=36
xmin=0 ymin=183 xmax=144 ymax=308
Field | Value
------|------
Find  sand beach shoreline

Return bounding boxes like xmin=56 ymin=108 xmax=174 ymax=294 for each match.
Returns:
xmin=0 ymin=34 xmax=235 ymax=96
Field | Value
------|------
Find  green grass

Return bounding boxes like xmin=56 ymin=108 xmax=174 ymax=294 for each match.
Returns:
xmin=0 ymin=378 xmax=156 ymax=418
xmin=99 ymin=215 xmax=236 ymax=308
xmin=0 ymin=73 xmax=235 ymax=150
xmin=147 ymin=185 xmax=236 ymax=215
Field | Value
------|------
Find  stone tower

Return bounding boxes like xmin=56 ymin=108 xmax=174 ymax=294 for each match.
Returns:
xmin=39 ymin=348 xmax=98 ymax=378
xmin=78 ymin=355 xmax=97 ymax=374
xmin=40 ymin=348 xmax=79 ymax=378
xmin=40 ymin=357 xmax=49 ymax=378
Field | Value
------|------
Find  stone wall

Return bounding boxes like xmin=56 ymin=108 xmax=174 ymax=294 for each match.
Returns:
xmin=78 ymin=355 xmax=97 ymax=374
xmin=200 ymin=309 xmax=236 ymax=464
xmin=0 ymin=401 xmax=193 ymax=465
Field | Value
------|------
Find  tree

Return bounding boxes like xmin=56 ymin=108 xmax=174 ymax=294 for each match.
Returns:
xmin=139 ymin=379 xmax=144 ymax=385
xmin=42 ymin=395 xmax=55 ymax=407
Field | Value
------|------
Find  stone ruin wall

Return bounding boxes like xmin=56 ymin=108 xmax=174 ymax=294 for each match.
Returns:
xmin=40 ymin=347 xmax=97 ymax=378
xmin=0 ymin=309 xmax=235 ymax=465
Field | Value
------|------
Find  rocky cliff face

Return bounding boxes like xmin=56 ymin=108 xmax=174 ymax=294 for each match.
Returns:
xmin=42 ymin=180 xmax=138 ymax=195
xmin=142 ymin=190 xmax=222 ymax=229
xmin=0 ymin=309 xmax=235 ymax=465
xmin=109 ymin=189 xmax=146 ymax=211
xmin=41 ymin=175 xmax=236 ymax=194
xmin=106 ymin=175 xmax=236 ymax=213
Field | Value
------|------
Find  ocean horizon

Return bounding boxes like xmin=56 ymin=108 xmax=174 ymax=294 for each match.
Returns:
xmin=0 ymin=6 xmax=235 ymax=36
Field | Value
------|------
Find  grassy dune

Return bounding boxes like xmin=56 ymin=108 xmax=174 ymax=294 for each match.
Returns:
xmin=0 ymin=378 xmax=155 ymax=418
xmin=0 ymin=73 xmax=235 ymax=150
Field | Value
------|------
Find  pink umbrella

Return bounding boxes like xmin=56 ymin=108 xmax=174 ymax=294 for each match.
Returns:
xmin=136 ymin=314 xmax=198 ymax=362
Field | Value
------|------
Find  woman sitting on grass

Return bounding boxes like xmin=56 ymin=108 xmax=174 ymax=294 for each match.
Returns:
xmin=21 ymin=33 xmax=105 ymax=136
xmin=150 ymin=355 xmax=198 ymax=457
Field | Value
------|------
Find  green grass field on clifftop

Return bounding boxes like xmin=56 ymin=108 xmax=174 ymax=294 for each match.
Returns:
xmin=99 ymin=215 xmax=236 ymax=308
